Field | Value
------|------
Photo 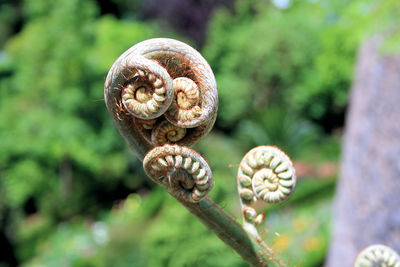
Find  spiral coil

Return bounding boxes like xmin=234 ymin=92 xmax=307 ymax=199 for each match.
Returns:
xmin=143 ymin=144 xmax=213 ymax=203
xmin=237 ymin=146 xmax=296 ymax=225
xmin=105 ymin=38 xmax=218 ymax=150
xmin=355 ymin=244 xmax=400 ymax=267
xmin=105 ymin=38 xmax=299 ymax=266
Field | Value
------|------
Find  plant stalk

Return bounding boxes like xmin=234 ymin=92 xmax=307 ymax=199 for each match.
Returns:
xmin=106 ymin=96 xmax=273 ymax=266
xmin=178 ymin=197 xmax=271 ymax=266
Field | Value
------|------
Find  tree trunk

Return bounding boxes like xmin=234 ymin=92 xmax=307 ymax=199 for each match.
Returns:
xmin=326 ymin=37 xmax=400 ymax=266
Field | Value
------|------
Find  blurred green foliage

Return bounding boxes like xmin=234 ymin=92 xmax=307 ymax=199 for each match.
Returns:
xmin=204 ymin=0 xmax=351 ymax=133
xmin=0 ymin=0 xmax=399 ymax=266
xmin=204 ymin=1 xmax=322 ymax=125
xmin=0 ymin=0 xmax=163 ymax=263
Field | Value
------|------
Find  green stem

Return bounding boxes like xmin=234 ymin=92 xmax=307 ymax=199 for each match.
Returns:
xmin=178 ymin=197 xmax=272 ymax=266
xmin=106 ymin=94 xmax=274 ymax=266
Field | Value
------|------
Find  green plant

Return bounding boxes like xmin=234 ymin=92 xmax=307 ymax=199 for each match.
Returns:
xmin=104 ymin=38 xmax=297 ymax=266
xmin=354 ymin=244 xmax=400 ymax=267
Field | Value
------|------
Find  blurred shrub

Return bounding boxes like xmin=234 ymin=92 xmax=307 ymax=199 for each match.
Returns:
xmin=0 ymin=0 xmax=163 ymax=262
xmin=142 ymin=197 xmax=246 ymax=267
xmin=0 ymin=0 xmax=21 ymax=48
xmin=234 ymin=107 xmax=319 ymax=158
xmin=204 ymin=2 xmax=322 ymax=127
xmin=203 ymin=1 xmax=358 ymax=133
xmin=262 ymin=197 xmax=332 ymax=266
xmin=20 ymin=163 xmax=336 ymax=267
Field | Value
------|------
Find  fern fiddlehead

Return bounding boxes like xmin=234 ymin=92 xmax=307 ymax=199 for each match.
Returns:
xmin=355 ymin=245 xmax=400 ymax=267
xmin=120 ymin=56 xmax=174 ymax=120
xmin=143 ymin=144 xmax=213 ymax=203
xmin=105 ymin=38 xmax=218 ymax=158
xmin=236 ymin=146 xmax=296 ymax=265
xmin=105 ymin=38 xmax=292 ymax=267
xmin=238 ymin=146 xmax=296 ymax=229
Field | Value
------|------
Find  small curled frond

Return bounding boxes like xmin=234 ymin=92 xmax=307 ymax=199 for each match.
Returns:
xmin=104 ymin=38 xmax=218 ymax=153
xmin=237 ymin=146 xmax=296 ymax=225
xmin=120 ymin=55 xmax=174 ymax=119
xmin=164 ymin=77 xmax=202 ymax=127
xmin=143 ymin=144 xmax=213 ymax=203
xmin=106 ymin=39 xmax=304 ymax=266
xmin=355 ymin=244 xmax=400 ymax=267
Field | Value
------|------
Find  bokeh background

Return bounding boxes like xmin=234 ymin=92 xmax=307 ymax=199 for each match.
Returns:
xmin=0 ymin=0 xmax=399 ymax=266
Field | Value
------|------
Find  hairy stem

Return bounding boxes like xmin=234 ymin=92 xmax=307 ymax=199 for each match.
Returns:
xmin=144 ymin=150 xmax=275 ymax=266
xmin=105 ymin=38 xmax=278 ymax=266
xmin=108 ymin=80 xmax=275 ymax=267
xmin=109 ymin=83 xmax=275 ymax=267
xmin=178 ymin=197 xmax=273 ymax=267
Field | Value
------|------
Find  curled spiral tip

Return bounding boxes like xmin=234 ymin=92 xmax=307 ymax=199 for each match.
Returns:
xmin=143 ymin=144 xmax=213 ymax=203
xmin=105 ymin=38 xmax=218 ymax=152
xmin=119 ymin=55 xmax=174 ymax=120
xmin=355 ymin=245 xmax=400 ymax=267
xmin=165 ymin=77 xmax=202 ymax=127
xmin=238 ymin=146 xmax=296 ymax=206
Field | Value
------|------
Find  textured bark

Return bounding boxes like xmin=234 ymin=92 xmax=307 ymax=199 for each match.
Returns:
xmin=326 ymin=37 xmax=400 ymax=266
